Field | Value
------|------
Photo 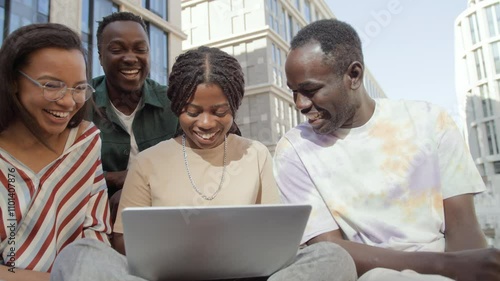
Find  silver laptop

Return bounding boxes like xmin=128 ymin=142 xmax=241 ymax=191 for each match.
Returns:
xmin=122 ymin=204 xmax=311 ymax=281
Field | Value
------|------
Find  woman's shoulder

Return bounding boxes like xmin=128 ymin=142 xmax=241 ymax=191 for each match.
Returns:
xmin=137 ymin=137 xmax=179 ymax=160
xmin=228 ymin=134 xmax=270 ymax=155
xmin=76 ymin=120 xmax=99 ymax=137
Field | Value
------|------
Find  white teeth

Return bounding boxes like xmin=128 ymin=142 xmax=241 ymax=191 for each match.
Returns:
xmin=121 ymin=69 xmax=139 ymax=74
xmin=306 ymin=112 xmax=322 ymax=121
xmin=196 ymin=132 xmax=216 ymax=140
xmin=46 ymin=110 xmax=69 ymax=118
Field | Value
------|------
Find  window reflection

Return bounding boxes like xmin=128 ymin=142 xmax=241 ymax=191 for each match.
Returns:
xmin=143 ymin=0 xmax=168 ymax=20
xmin=0 ymin=0 xmax=5 ymax=43
xmin=148 ymin=23 xmax=168 ymax=85
xmin=9 ymin=0 xmax=49 ymax=34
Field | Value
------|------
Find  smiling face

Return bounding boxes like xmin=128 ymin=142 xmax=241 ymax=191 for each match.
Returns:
xmin=17 ymin=48 xmax=87 ymax=137
xmin=285 ymin=43 xmax=357 ymax=135
xmin=99 ymin=20 xmax=150 ymax=95
xmin=179 ymin=83 xmax=234 ymax=149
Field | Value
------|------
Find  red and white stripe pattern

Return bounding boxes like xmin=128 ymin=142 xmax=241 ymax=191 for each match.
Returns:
xmin=0 ymin=123 xmax=111 ymax=272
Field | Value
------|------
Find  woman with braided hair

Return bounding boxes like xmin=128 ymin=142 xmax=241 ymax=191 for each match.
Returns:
xmin=51 ymin=46 xmax=356 ymax=281
xmin=111 ymin=46 xmax=281 ymax=255
xmin=114 ymin=47 xmax=279 ymax=253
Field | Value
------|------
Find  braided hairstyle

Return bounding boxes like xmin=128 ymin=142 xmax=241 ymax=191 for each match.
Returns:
xmin=167 ymin=46 xmax=244 ymax=135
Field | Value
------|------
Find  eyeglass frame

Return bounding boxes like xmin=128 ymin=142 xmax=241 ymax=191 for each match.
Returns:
xmin=18 ymin=70 xmax=95 ymax=104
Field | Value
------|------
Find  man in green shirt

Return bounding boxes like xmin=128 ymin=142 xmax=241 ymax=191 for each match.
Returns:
xmin=89 ymin=12 xmax=177 ymax=223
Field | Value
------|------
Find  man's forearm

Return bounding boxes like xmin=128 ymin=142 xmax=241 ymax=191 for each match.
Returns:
xmin=309 ymin=234 xmax=449 ymax=277
xmin=309 ymin=231 xmax=500 ymax=280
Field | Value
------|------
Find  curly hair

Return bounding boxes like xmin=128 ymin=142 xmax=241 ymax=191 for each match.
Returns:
xmin=0 ymin=23 xmax=89 ymax=138
xmin=291 ymin=19 xmax=364 ymax=76
xmin=96 ymin=12 xmax=147 ymax=54
xmin=167 ymin=46 xmax=244 ymax=135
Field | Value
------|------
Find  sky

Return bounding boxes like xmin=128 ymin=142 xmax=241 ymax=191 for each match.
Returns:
xmin=325 ymin=0 xmax=467 ymax=120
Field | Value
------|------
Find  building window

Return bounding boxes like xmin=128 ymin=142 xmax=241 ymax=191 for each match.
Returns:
xmin=480 ymin=84 xmax=493 ymax=117
xmin=474 ymin=48 xmax=486 ymax=80
xmin=296 ymin=109 xmax=302 ymax=124
xmin=5 ymin=0 xmax=49 ymax=38
xmin=294 ymin=21 xmax=301 ymax=37
xmin=477 ymin=163 xmax=486 ymax=176
xmin=469 ymin=13 xmax=481 ymax=45
xmin=0 ymin=0 xmax=5 ymax=43
xmin=268 ymin=0 xmax=280 ymax=35
xmin=282 ymin=8 xmax=288 ymax=42
xmin=473 ymin=126 xmax=481 ymax=158
xmin=274 ymin=97 xmax=279 ymax=117
xmin=492 ymin=41 xmax=500 ymax=74
xmin=279 ymin=99 xmax=284 ymax=119
xmin=288 ymin=105 xmax=293 ymax=129
xmin=82 ymin=0 xmax=119 ymax=77
xmin=271 ymin=43 xmax=283 ymax=87
xmin=497 ymin=79 xmax=500 ymax=99
xmin=292 ymin=107 xmax=298 ymax=127
xmin=469 ymin=91 xmax=477 ymax=120
xmin=486 ymin=3 xmax=500 ymax=37
xmin=288 ymin=15 xmax=294 ymax=42
xmin=81 ymin=0 xmax=92 ymax=70
xmin=143 ymin=0 xmax=168 ymax=20
xmin=494 ymin=161 xmax=500 ymax=174
xmin=148 ymin=23 xmax=168 ymax=85
xmin=294 ymin=0 xmax=300 ymax=11
xmin=303 ymin=0 xmax=311 ymax=23
xmin=486 ymin=120 xmax=499 ymax=155
xmin=458 ymin=23 xmax=466 ymax=49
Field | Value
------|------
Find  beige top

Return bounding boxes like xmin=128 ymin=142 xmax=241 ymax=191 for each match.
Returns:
xmin=114 ymin=134 xmax=280 ymax=233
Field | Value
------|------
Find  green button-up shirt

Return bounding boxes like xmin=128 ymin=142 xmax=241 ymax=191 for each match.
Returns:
xmin=89 ymin=76 xmax=178 ymax=179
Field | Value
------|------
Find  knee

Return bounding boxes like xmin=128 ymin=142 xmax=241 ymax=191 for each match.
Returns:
xmin=52 ymin=238 xmax=103 ymax=278
xmin=310 ymin=241 xmax=352 ymax=260
xmin=58 ymin=238 xmax=113 ymax=261
xmin=359 ymin=267 xmax=401 ymax=280
xmin=308 ymin=242 xmax=357 ymax=279
xmin=58 ymin=238 xmax=97 ymax=256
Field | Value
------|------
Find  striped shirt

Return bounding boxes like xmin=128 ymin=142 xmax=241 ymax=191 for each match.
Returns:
xmin=0 ymin=123 xmax=111 ymax=272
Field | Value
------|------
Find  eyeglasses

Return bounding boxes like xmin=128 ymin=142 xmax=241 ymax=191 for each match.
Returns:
xmin=18 ymin=70 xmax=94 ymax=104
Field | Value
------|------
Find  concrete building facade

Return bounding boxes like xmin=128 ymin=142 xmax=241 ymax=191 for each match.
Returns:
xmin=455 ymin=0 xmax=500 ymax=247
xmin=181 ymin=0 xmax=386 ymax=153
xmin=0 ymin=0 xmax=186 ymax=84
xmin=0 ymin=0 xmax=384 ymax=154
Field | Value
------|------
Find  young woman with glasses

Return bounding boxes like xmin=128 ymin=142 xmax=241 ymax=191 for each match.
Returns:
xmin=0 ymin=23 xmax=111 ymax=280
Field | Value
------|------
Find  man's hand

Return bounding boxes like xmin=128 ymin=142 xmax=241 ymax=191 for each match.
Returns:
xmin=443 ymin=247 xmax=500 ymax=281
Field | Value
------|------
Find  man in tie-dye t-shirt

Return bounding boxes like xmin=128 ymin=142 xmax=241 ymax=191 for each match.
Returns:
xmin=274 ymin=19 xmax=500 ymax=281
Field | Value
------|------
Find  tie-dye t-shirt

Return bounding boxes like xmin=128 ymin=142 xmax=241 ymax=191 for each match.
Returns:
xmin=274 ymin=99 xmax=485 ymax=251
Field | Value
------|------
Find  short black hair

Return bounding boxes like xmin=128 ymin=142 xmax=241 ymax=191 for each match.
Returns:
xmin=96 ymin=12 xmax=147 ymax=54
xmin=291 ymin=19 xmax=364 ymax=76
xmin=167 ymin=46 xmax=244 ymax=135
